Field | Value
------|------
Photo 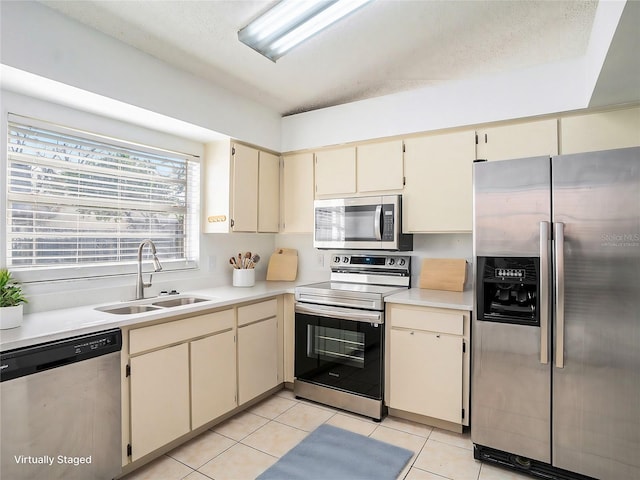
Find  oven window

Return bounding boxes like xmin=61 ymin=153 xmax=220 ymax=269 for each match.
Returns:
xmin=308 ymin=325 xmax=364 ymax=368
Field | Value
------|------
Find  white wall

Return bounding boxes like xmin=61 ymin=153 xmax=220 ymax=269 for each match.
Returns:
xmin=0 ymin=1 xmax=281 ymax=151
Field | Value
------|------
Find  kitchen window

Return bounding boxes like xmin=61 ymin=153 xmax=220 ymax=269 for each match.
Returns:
xmin=5 ymin=114 xmax=199 ymax=281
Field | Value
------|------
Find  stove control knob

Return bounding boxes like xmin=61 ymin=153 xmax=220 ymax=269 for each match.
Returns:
xmin=334 ymin=256 xmax=341 ymax=263
xmin=388 ymin=258 xmax=395 ymax=265
xmin=398 ymin=258 xmax=406 ymax=266
xmin=343 ymin=256 xmax=349 ymax=263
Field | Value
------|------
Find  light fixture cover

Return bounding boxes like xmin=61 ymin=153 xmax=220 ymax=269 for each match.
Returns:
xmin=238 ymin=0 xmax=372 ymax=62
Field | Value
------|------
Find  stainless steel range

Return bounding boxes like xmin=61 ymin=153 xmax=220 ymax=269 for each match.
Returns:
xmin=294 ymin=253 xmax=411 ymax=420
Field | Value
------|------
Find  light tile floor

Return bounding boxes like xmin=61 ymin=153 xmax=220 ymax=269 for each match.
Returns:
xmin=121 ymin=389 xmax=532 ymax=480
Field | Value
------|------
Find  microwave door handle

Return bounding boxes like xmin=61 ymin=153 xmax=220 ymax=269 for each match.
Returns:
xmin=374 ymin=205 xmax=382 ymax=241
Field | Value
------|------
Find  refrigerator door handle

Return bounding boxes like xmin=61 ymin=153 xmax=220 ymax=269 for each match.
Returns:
xmin=539 ymin=221 xmax=550 ymax=364
xmin=554 ymin=222 xmax=565 ymax=368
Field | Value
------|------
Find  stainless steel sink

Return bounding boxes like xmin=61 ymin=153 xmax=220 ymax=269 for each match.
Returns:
xmin=97 ymin=295 xmax=213 ymax=315
xmin=151 ymin=297 xmax=208 ymax=308
xmin=98 ymin=304 xmax=161 ymax=315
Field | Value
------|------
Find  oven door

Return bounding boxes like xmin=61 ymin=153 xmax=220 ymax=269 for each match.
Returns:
xmin=294 ymin=303 xmax=384 ymax=400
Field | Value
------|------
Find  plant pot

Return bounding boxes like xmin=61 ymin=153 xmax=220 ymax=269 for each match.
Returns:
xmin=0 ymin=304 xmax=23 ymax=330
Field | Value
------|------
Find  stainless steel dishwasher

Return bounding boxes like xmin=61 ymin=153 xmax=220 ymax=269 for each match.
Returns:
xmin=1 ymin=328 xmax=122 ymax=480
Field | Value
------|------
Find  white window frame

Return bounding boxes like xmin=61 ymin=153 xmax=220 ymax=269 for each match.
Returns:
xmin=5 ymin=113 xmax=200 ymax=283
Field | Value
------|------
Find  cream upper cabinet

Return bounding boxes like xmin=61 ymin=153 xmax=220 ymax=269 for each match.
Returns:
xmin=231 ymin=143 xmax=259 ymax=232
xmin=282 ymin=152 xmax=314 ymax=233
xmin=560 ymin=107 xmax=640 ymax=154
xmin=315 ymin=146 xmax=356 ymax=196
xmin=386 ymin=303 xmax=470 ymax=430
xmin=476 ymin=118 xmax=558 ymax=161
xmin=357 ymin=140 xmax=404 ymax=193
xmin=403 ymin=130 xmax=475 ymax=233
xmin=204 ymin=140 xmax=279 ymax=233
xmin=258 ymin=150 xmax=280 ymax=232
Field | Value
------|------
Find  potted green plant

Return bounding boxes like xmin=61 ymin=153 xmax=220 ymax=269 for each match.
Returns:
xmin=0 ymin=269 xmax=28 ymax=329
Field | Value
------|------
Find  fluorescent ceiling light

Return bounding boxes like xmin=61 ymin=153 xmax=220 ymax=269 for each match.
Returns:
xmin=238 ymin=0 xmax=372 ymax=62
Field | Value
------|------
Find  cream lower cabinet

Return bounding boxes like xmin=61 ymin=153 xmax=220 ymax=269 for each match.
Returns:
xmin=386 ymin=303 xmax=470 ymax=431
xmin=127 ymin=309 xmax=236 ymax=462
xmin=237 ymin=299 xmax=279 ymax=405
xmin=191 ymin=330 xmax=237 ymax=429
xmin=283 ymin=294 xmax=295 ymax=384
xmin=130 ymin=343 xmax=190 ymax=462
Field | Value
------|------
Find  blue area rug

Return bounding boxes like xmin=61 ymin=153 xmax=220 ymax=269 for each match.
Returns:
xmin=256 ymin=424 xmax=414 ymax=480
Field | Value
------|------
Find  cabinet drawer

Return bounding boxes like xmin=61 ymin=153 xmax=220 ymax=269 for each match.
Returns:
xmin=130 ymin=309 xmax=234 ymax=354
xmin=390 ymin=307 xmax=463 ymax=335
xmin=237 ymin=298 xmax=277 ymax=327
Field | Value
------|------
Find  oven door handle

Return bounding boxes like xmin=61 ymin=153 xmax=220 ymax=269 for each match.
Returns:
xmin=295 ymin=303 xmax=383 ymax=325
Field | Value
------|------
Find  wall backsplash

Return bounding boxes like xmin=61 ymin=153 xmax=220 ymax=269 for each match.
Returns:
xmin=19 ymin=232 xmax=472 ymax=313
xmin=275 ymin=232 xmax=473 ymax=289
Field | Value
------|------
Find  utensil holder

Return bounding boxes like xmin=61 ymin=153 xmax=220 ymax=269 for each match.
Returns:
xmin=233 ymin=269 xmax=255 ymax=287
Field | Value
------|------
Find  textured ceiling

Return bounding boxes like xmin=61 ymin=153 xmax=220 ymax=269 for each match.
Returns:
xmin=40 ymin=0 xmax=598 ymax=116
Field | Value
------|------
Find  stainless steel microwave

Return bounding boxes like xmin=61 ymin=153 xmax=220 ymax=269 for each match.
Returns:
xmin=313 ymin=195 xmax=413 ymax=251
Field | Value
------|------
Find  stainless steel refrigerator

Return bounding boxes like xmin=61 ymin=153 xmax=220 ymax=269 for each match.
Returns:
xmin=471 ymin=147 xmax=640 ymax=480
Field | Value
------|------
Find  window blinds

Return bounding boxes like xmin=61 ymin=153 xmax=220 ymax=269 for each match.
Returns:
xmin=6 ymin=117 xmax=199 ymax=270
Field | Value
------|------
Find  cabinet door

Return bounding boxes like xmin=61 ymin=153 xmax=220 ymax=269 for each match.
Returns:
xmin=130 ymin=343 xmax=190 ymax=461
xmin=231 ymin=143 xmax=259 ymax=232
xmin=403 ymin=130 xmax=475 ymax=232
xmin=560 ymin=107 xmax=640 ymax=154
xmin=315 ymin=147 xmax=356 ymax=196
xmin=191 ymin=330 xmax=237 ymax=429
xmin=282 ymin=153 xmax=314 ymax=233
xmin=357 ymin=140 xmax=404 ymax=192
xmin=476 ymin=118 xmax=558 ymax=161
xmin=258 ymin=151 xmax=280 ymax=232
xmin=389 ymin=329 xmax=463 ymax=424
xmin=238 ymin=317 xmax=278 ymax=404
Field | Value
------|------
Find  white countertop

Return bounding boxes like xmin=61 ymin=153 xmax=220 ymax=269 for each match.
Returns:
xmin=0 ymin=282 xmax=299 ymax=352
xmin=385 ymin=288 xmax=473 ymax=311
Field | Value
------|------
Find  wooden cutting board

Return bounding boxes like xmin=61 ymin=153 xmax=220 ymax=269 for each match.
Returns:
xmin=266 ymin=248 xmax=298 ymax=281
xmin=419 ymin=258 xmax=467 ymax=292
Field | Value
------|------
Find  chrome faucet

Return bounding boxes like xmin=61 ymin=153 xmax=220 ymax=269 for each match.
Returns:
xmin=136 ymin=239 xmax=163 ymax=300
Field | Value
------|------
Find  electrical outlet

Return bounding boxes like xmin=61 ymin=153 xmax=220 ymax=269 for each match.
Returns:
xmin=316 ymin=253 xmax=325 ymax=267
xmin=208 ymin=255 xmax=217 ymax=269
